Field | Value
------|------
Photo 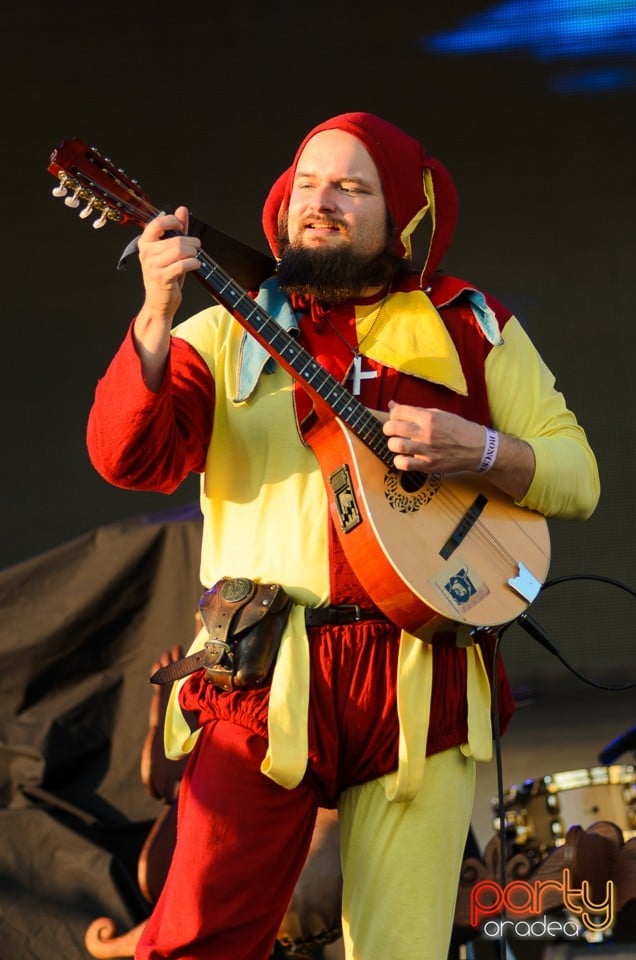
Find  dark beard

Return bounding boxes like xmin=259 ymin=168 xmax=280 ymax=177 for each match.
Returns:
xmin=275 ymin=240 xmax=404 ymax=304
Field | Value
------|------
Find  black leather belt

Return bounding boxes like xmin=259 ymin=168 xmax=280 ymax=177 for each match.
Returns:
xmin=304 ymin=604 xmax=386 ymax=627
xmin=150 ymin=604 xmax=387 ymax=685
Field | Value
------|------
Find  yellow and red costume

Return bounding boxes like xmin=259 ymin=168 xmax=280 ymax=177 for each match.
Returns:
xmin=87 ymin=113 xmax=599 ymax=960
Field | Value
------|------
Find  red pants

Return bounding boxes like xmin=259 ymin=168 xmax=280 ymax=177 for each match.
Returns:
xmin=135 ymin=619 xmax=509 ymax=958
xmin=136 ymin=720 xmax=319 ymax=959
xmin=136 ymin=620 xmax=402 ymax=959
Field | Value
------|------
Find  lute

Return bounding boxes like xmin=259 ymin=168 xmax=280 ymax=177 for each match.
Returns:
xmin=47 ymin=139 xmax=550 ymax=637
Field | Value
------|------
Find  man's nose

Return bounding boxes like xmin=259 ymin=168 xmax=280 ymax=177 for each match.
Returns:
xmin=309 ymin=183 xmax=338 ymax=211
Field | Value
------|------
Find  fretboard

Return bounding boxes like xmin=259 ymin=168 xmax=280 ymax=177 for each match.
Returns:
xmin=194 ymin=249 xmax=394 ymax=467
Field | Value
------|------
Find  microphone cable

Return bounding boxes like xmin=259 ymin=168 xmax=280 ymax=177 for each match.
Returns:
xmin=511 ymin=573 xmax=636 ymax=692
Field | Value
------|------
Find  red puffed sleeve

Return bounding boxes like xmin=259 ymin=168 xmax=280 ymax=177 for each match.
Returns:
xmin=86 ymin=321 xmax=215 ymax=493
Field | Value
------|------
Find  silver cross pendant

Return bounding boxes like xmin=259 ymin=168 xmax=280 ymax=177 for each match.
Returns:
xmin=350 ymin=355 xmax=378 ymax=395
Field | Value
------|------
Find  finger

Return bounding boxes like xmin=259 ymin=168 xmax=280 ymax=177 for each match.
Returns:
xmin=383 ymin=417 xmax=417 ymax=439
xmin=392 ymin=452 xmax=426 ymax=472
xmin=151 ymin=237 xmax=201 ymax=268
xmin=143 ymin=210 xmax=189 ymax=242
xmin=385 ymin=434 xmax=418 ymax=457
xmin=174 ymin=205 xmax=190 ymax=235
xmin=387 ymin=400 xmax=429 ymax=419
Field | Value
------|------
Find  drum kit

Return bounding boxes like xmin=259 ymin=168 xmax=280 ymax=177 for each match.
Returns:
xmin=485 ymin=731 xmax=636 ymax=952
xmin=494 ymin=763 xmax=636 ymax=861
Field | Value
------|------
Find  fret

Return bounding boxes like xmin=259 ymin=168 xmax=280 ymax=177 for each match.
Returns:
xmin=242 ymin=303 xmax=262 ymax=327
xmin=295 ymin=355 xmax=321 ymax=380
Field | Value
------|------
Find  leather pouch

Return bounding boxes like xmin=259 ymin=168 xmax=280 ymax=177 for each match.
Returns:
xmin=199 ymin=577 xmax=292 ymax=692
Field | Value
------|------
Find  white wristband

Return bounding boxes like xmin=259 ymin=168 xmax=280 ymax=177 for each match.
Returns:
xmin=477 ymin=427 xmax=499 ymax=473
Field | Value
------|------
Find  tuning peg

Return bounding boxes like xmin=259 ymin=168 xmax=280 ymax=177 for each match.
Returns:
xmin=79 ymin=199 xmax=95 ymax=220
xmin=64 ymin=187 xmax=81 ymax=209
xmin=52 ymin=175 xmax=69 ymax=198
xmin=93 ymin=211 xmax=108 ymax=229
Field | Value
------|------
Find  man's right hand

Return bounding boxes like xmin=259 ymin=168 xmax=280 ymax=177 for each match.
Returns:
xmin=133 ymin=206 xmax=202 ymax=390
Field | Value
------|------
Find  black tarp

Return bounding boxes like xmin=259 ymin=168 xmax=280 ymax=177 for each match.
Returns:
xmin=0 ymin=503 xmax=204 ymax=959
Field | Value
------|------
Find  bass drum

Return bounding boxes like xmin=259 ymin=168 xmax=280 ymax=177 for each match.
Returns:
xmin=494 ymin=764 xmax=636 ymax=860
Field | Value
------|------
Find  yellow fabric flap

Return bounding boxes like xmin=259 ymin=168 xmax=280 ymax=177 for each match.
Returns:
xmin=357 ymin=290 xmax=468 ymax=395
xmin=260 ymin=603 xmax=310 ymax=788
xmin=381 ymin=626 xmax=435 ymax=803
xmin=460 ymin=644 xmax=493 ymax=762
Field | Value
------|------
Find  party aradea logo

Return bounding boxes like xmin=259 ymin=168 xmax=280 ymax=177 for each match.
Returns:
xmin=470 ymin=869 xmax=615 ymax=939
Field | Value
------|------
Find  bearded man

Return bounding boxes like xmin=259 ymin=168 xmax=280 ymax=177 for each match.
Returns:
xmin=87 ymin=112 xmax=599 ymax=960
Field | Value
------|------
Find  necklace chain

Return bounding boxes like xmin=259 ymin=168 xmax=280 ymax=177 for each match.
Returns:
xmin=320 ymin=289 xmax=391 ymax=395
xmin=322 ymin=289 xmax=390 ymax=359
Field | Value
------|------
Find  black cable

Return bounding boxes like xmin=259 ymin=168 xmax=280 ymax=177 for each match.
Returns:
xmin=543 ymin=572 xmax=636 ymax=598
xmin=488 ymin=628 xmax=508 ymax=960
xmin=504 ymin=572 xmax=636 ymax=691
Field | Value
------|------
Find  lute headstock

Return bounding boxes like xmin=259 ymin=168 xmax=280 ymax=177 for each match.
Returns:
xmin=48 ymin=139 xmax=158 ymax=230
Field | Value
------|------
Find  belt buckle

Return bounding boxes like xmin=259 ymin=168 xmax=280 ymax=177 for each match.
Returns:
xmin=337 ymin=603 xmax=363 ymax=622
xmin=204 ymin=638 xmax=232 ymax=666
xmin=204 ymin=639 xmax=234 ymax=687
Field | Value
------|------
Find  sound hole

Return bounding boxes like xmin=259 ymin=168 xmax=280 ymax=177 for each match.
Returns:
xmin=384 ymin=469 xmax=441 ymax=513
xmin=400 ymin=470 xmax=429 ymax=493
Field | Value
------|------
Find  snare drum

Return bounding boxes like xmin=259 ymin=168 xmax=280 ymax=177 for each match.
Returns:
xmin=494 ymin=764 xmax=636 ymax=858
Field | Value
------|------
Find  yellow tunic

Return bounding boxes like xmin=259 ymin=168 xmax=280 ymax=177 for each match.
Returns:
xmin=162 ymin=288 xmax=600 ymax=802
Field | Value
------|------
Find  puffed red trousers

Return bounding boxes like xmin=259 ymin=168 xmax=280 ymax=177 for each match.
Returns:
xmin=135 ymin=619 xmax=482 ymax=959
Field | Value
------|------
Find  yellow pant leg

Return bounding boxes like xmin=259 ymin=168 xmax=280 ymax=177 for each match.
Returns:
xmin=338 ymin=746 xmax=476 ymax=960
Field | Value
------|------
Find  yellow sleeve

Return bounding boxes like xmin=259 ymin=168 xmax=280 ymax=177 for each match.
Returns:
xmin=486 ymin=316 xmax=600 ymax=519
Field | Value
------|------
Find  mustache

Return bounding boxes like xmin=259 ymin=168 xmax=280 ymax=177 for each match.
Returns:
xmin=302 ymin=215 xmax=347 ymax=230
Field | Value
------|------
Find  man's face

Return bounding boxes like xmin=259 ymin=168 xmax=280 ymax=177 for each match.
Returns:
xmin=277 ymin=129 xmax=399 ymax=300
xmin=286 ymin=129 xmax=388 ymax=260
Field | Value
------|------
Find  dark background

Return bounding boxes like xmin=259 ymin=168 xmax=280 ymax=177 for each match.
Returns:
xmin=2 ymin=2 xmax=635 ymax=685
xmin=0 ymin=2 xmax=635 ymax=957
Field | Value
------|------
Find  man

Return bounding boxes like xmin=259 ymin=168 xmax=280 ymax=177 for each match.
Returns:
xmin=87 ymin=112 xmax=600 ymax=960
